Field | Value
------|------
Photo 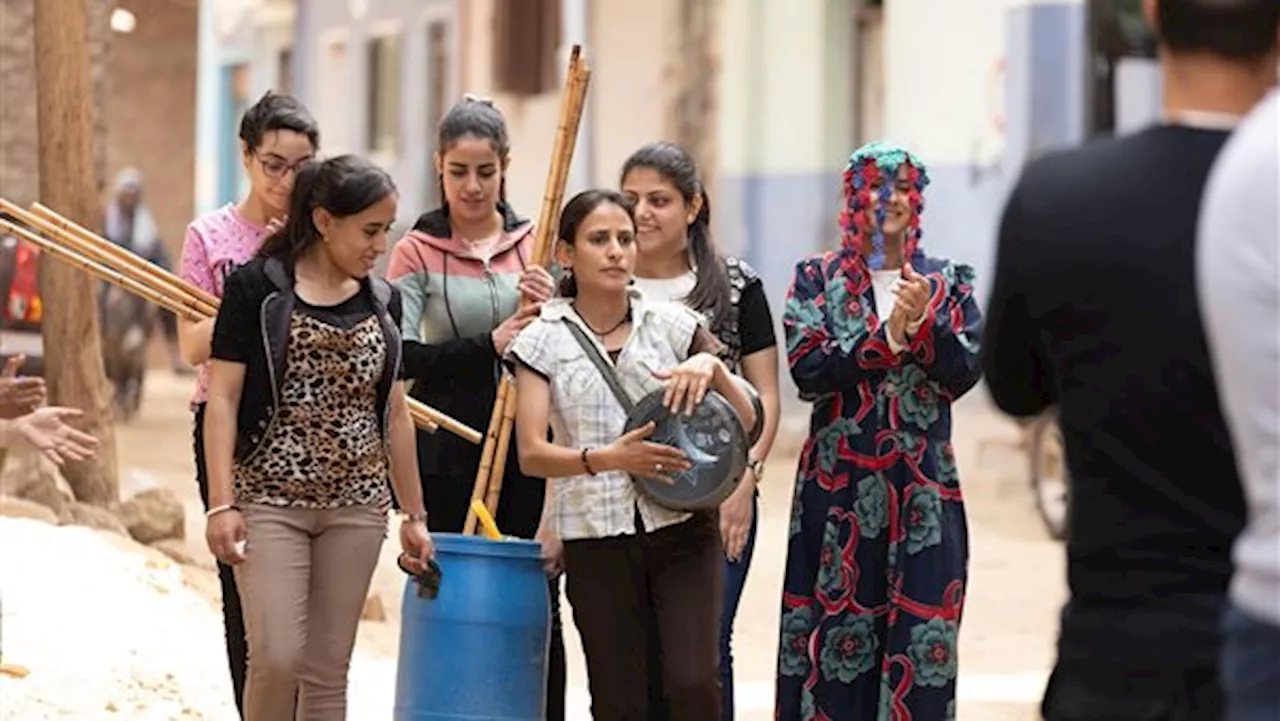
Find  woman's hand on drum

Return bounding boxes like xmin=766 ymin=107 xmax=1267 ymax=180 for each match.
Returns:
xmin=651 ymin=353 xmax=723 ymax=416
xmin=399 ymin=518 xmax=435 ymax=574
xmin=517 ymin=266 xmax=556 ymax=304
xmin=535 ymin=522 xmax=564 ymax=577
xmin=206 ymin=509 xmax=247 ymax=566
xmin=600 ymin=421 xmax=691 ymax=485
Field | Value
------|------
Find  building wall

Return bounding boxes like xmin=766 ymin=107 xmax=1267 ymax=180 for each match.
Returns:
xmin=105 ymin=1 xmax=199 ymax=257
xmin=296 ymin=0 xmax=457 ymax=232
xmin=0 ymin=0 xmax=194 ymax=258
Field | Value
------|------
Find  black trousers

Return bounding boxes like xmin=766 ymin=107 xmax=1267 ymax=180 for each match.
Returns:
xmin=193 ymin=404 xmax=249 ymax=717
xmin=1042 ymin=657 xmax=1224 ymax=721
xmin=563 ymin=511 xmax=723 ymax=721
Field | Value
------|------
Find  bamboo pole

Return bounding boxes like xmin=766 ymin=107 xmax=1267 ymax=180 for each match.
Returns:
xmin=1 ymin=200 xmax=217 ymax=317
xmin=1 ymin=206 xmax=481 ymax=443
xmin=462 ymin=47 xmax=592 ymax=535
xmin=31 ymin=201 xmax=220 ymax=308
xmin=0 ymin=219 xmax=203 ymax=320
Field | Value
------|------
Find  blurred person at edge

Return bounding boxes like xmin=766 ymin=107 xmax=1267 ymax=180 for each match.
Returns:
xmin=982 ymin=1 xmax=1279 ymax=719
xmin=382 ymin=95 xmax=565 ymax=721
xmin=103 ymin=168 xmax=189 ymax=373
xmin=202 ymin=155 xmax=433 ymax=721
xmin=620 ymin=141 xmax=781 ymax=721
xmin=176 ymin=91 xmax=319 ymax=717
xmin=1197 ymin=86 xmax=1280 ymax=721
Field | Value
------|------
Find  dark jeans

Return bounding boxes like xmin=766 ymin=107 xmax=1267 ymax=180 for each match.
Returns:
xmin=564 ymin=511 xmax=724 ymax=721
xmin=546 ymin=574 xmax=567 ymax=721
xmin=719 ymin=495 xmax=758 ymax=721
xmin=1041 ymin=656 xmax=1223 ymax=721
xmin=193 ymin=404 xmax=249 ymax=717
xmin=1221 ymin=601 xmax=1280 ymax=721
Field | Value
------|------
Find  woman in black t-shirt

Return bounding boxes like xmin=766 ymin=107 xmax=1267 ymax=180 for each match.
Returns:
xmin=203 ymin=156 xmax=434 ymax=721
xmin=620 ymin=141 xmax=781 ymax=721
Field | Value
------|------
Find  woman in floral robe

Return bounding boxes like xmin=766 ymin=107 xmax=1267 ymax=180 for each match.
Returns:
xmin=775 ymin=141 xmax=983 ymax=721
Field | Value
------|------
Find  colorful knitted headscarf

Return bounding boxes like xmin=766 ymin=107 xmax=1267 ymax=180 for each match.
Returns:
xmin=839 ymin=141 xmax=930 ymax=271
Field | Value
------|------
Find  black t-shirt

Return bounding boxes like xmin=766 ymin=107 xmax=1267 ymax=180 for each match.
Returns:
xmin=984 ymin=125 xmax=1245 ymax=665
xmin=736 ymin=279 xmax=777 ymax=358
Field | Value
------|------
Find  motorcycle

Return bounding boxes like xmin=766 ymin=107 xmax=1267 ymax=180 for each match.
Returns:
xmin=99 ymin=281 xmax=157 ymax=422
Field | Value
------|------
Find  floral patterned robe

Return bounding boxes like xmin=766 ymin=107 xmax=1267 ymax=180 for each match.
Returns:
xmin=775 ymin=248 xmax=983 ymax=721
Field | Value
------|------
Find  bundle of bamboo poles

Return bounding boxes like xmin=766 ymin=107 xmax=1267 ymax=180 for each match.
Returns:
xmin=461 ymin=46 xmax=592 ymax=536
xmin=0 ymin=199 xmax=483 ymax=445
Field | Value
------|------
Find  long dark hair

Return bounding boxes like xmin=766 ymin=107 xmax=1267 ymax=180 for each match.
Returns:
xmin=436 ymin=95 xmax=511 ymax=208
xmin=257 ymin=155 xmax=397 ymax=262
xmin=556 ymin=189 xmax=636 ymax=298
xmin=620 ymin=142 xmax=729 ymax=324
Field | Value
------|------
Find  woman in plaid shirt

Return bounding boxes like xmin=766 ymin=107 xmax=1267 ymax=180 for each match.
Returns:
xmin=507 ymin=189 xmax=757 ymax=720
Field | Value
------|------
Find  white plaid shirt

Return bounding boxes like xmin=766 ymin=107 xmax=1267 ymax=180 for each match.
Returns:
xmin=507 ymin=289 xmax=703 ymax=541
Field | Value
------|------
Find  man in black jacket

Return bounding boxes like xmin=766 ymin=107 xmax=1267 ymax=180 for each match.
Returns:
xmin=982 ymin=1 xmax=1279 ymax=719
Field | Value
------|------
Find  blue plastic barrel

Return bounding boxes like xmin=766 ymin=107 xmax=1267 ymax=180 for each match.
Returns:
xmin=394 ymin=533 xmax=550 ymax=720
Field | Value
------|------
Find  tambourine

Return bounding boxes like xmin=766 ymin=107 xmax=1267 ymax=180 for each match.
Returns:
xmin=624 ymin=387 xmax=750 ymax=511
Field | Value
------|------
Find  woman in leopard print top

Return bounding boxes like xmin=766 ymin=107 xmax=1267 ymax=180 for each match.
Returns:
xmin=202 ymin=155 xmax=434 ymax=721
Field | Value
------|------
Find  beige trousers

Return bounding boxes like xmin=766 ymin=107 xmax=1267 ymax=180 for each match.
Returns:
xmin=233 ymin=502 xmax=386 ymax=721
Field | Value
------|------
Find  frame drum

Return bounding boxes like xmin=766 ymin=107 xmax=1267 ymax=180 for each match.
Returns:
xmin=624 ymin=388 xmax=750 ymax=511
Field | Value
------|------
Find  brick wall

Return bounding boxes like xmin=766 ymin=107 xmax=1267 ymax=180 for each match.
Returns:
xmin=0 ymin=0 xmax=196 ymax=260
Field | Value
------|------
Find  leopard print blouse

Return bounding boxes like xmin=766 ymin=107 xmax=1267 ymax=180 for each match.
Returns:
xmin=234 ymin=311 xmax=393 ymax=509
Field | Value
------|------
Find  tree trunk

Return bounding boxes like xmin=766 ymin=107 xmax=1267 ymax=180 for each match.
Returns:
xmin=33 ymin=0 xmax=118 ymax=504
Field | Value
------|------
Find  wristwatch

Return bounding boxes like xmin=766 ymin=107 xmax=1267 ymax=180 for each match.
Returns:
xmin=399 ymin=511 xmax=428 ymax=523
xmin=747 ymin=458 xmax=765 ymax=478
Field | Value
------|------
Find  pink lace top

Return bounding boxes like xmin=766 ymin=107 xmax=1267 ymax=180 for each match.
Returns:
xmin=178 ymin=204 xmax=269 ymax=406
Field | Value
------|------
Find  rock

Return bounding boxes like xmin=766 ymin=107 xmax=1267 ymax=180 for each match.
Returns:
xmin=0 ymin=447 xmax=74 ymax=516
xmin=149 ymin=538 xmax=195 ymax=566
xmin=360 ymin=593 xmax=386 ymax=622
xmin=0 ymin=494 xmax=58 ymax=524
xmin=59 ymin=501 xmax=129 ymax=537
xmin=112 ymin=488 xmax=185 ymax=544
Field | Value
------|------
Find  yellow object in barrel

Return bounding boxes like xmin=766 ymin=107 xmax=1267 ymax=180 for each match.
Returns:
xmin=470 ymin=500 xmax=504 ymax=541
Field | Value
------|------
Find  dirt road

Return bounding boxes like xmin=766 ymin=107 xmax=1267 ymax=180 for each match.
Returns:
xmin=117 ymin=371 xmax=1065 ymax=720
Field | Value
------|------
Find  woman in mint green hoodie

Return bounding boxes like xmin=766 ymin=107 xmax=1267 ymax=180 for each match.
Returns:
xmin=384 ymin=96 xmax=563 ymax=720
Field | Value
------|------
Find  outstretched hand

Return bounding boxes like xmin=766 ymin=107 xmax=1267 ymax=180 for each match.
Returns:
xmin=9 ymin=406 xmax=98 ymax=466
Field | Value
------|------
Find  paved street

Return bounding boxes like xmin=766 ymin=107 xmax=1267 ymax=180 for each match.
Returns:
xmin=119 ymin=373 xmax=1067 ymax=720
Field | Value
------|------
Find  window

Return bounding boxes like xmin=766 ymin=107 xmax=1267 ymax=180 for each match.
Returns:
xmin=492 ymin=0 xmax=561 ymax=96
xmin=425 ymin=20 xmax=450 ymax=207
xmin=367 ymin=33 xmax=402 ymax=154
xmin=277 ymin=47 xmax=293 ymax=94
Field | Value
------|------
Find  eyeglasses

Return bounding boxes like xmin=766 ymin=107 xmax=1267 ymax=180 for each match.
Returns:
xmin=255 ymin=152 xmax=312 ymax=180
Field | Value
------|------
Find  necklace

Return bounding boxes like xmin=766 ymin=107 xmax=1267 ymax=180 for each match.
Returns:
xmin=574 ymin=302 xmax=631 ymax=338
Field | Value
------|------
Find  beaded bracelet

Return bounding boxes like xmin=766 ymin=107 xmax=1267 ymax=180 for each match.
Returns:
xmin=581 ymin=447 xmax=597 ymax=476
